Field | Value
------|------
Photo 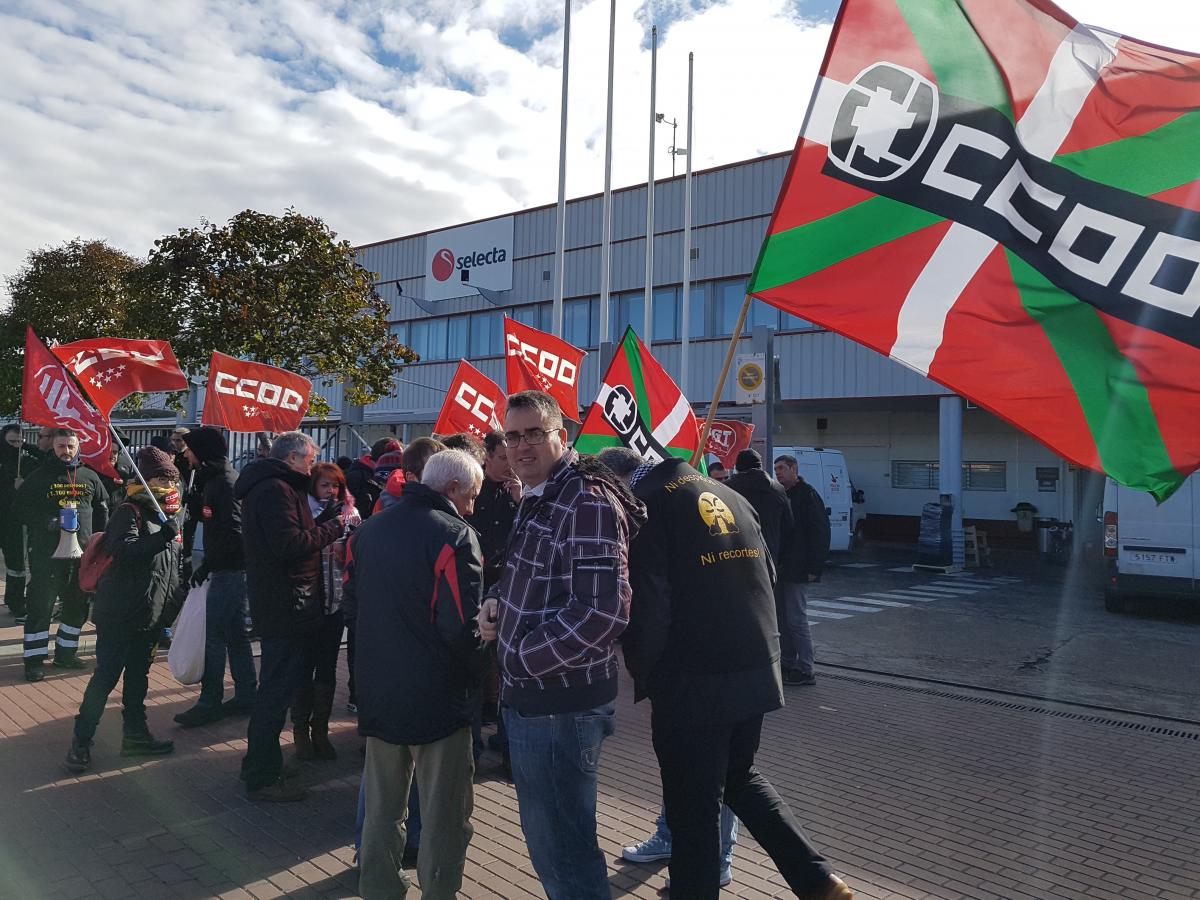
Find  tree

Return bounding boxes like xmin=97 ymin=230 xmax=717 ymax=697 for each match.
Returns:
xmin=0 ymin=239 xmax=142 ymax=416
xmin=128 ymin=208 xmax=414 ymax=418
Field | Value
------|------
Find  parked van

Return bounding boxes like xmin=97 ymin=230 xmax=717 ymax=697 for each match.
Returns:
xmin=1100 ymin=474 xmax=1200 ymax=612
xmin=771 ymin=447 xmax=856 ymax=552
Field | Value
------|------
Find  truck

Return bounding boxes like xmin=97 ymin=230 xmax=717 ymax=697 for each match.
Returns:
xmin=1100 ymin=474 xmax=1200 ymax=612
xmin=770 ymin=446 xmax=857 ymax=552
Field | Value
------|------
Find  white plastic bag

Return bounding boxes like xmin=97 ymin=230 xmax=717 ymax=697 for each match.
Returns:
xmin=168 ymin=582 xmax=208 ymax=685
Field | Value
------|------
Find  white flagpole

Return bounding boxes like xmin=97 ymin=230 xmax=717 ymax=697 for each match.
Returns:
xmin=680 ymin=51 xmax=695 ymax=398
xmin=643 ymin=25 xmax=657 ymax=347
xmin=598 ymin=0 xmax=617 ymax=345
xmin=107 ymin=425 xmax=167 ymax=522
xmin=552 ymin=0 xmax=572 ymax=338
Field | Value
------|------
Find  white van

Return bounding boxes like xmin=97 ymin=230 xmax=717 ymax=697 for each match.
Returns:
xmin=771 ymin=447 xmax=856 ymax=552
xmin=1100 ymin=474 xmax=1200 ymax=612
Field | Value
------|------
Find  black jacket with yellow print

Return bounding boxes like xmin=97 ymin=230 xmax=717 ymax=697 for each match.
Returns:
xmin=15 ymin=456 xmax=108 ymax=559
xmin=623 ymin=458 xmax=782 ymax=726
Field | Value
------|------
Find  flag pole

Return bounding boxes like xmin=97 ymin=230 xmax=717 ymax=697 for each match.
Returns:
xmin=643 ymin=25 xmax=657 ymax=346
xmin=552 ymin=0 xmax=571 ymax=338
xmin=107 ymin=425 xmax=168 ymax=523
xmin=598 ymin=0 xmax=617 ymax=345
xmin=690 ymin=292 xmax=752 ymax=467
xmin=680 ymin=52 xmax=695 ymax=398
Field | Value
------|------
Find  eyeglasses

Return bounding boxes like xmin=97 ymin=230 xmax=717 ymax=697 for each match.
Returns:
xmin=503 ymin=428 xmax=556 ymax=448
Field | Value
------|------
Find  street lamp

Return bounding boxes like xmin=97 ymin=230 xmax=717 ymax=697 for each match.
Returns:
xmin=656 ymin=113 xmax=685 ymax=177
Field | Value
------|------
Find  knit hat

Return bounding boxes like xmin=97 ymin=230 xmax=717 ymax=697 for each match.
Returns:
xmin=137 ymin=446 xmax=180 ymax=481
xmin=374 ymin=449 xmax=405 ymax=482
xmin=371 ymin=438 xmax=402 ymax=461
xmin=735 ymin=448 xmax=763 ymax=472
xmin=181 ymin=426 xmax=228 ymax=464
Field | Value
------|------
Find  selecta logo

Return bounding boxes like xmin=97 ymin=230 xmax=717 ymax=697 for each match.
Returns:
xmin=432 ymin=249 xmax=455 ymax=282
xmin=430 ymin=246 xmax=509 ymax=282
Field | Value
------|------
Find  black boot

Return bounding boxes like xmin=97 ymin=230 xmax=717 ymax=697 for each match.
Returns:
xmin=310 ymin=684 xmax=337 ymax=761
xmin=121 ymin=727 xmax=174 ymax=757
xmin=65 ymin=736 xmax=92 ymax=773
xmin=53 ymin=652 xmax=88 ymax=670
xmin=24 ymin=661 xmax=44 ymax=683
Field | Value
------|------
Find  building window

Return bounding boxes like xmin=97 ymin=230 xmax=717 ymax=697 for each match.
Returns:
xmin=564 ymin=298 xmax=597 ymax=348
xmin=748 ymin=298 xmax=781 ymax=332
xmin=512 ymin=304 xmax=541 ymax=331
xmin=781 ymin=312 xmax=816 ymax=331
xmin=609 ymin=292 xmax=645 ymax=341
xmin=448 ymin=316 xmax=469 ymax=360
xmin=684 ymin=284 xmax=706 ymax=340
xmin=389 ymin=322 xmax=407 ymax=345
xmin=892 ymin=460 xmax=938 ymax=489
xmin=652 ymin=287 xmax=677 ymax=341
xmin=409 ymin=317 xmax=448 ymax=361
xmin=470 ymin=310 xmax=503 ymax=358
xmin=963 ymin=461 xmax=1007 ymax=491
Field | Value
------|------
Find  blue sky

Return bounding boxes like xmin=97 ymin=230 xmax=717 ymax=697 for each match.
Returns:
xmin=0 ymin=0 xmax=1195 ymax=289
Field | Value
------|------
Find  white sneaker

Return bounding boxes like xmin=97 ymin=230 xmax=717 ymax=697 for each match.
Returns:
xmin=621 ymin=832 xmax=672 ymax=862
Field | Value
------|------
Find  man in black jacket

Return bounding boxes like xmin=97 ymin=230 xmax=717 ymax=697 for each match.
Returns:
xmin=1 ymin=424 xmax=37 ymax=621
xmin=352 ymin=449 xmax=487 ymax=900
xmin=623 ymin=455 xmax=852 ymax=900
xmin=467 ymin=431 xmax=520 ymax=589
xmin=236 ymin=431 xmax=345 ymax=801
xmin=174 ymin=427 xmax=257 ymax=727
xmin=726 ymin=448 xmax=794 ymax=566
xmin=15 ymin=429 xmax=108 ymax=682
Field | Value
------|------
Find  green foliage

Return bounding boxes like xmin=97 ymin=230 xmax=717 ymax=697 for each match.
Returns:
xmin=0 ymin=211 xmax=415 ymax=420
xmin=0 ymin=239 xmax=143 ymax=416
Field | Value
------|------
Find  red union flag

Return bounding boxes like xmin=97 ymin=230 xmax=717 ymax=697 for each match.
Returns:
xmin=703 ymin=420 xmax=755 ymax=470
xmin=21 ymin=327 xmax=116 ymax=478
xmin=434 ymin=361 xmax=506 ymax=439
xmin=52 ymin=338 xmax=188 ymax=418
xmin=503 ymin=317 xmax=586 ymax=421
xmin=750 ymin=0 xmax=1200 ymax=500
xmin=202 ymin=352 xmax=311 ymax=433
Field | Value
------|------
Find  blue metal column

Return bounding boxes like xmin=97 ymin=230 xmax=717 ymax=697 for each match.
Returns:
xmin=939 ymin=395 xmax=964 ymax=565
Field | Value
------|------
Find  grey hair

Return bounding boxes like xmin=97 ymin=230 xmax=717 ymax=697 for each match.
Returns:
xmin=595 ymin=446 xmax=646 ymax=476
xmin=270 ymin=431 xmax=316 ymax=461
xmin=422 ymin=449 xmax=484 ymax=496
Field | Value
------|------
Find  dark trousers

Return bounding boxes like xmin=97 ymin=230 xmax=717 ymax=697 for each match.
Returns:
xmin=291 ymin=610 xmax=343 ymax=726
xmin=198 ymin=571 xmax=257 ymax=708
xmin=1 ymin=518 xmax=27 ymax=614
xmin=652 ymin=708 xmax=832 ymax=900
xmin=25 ymin=554 xmax=89 ymax=665
xmin=74 ymin=621 xmax=161 ymax=740
xmin=345 ymin=618 xmax=357 ymax=706
xmin=243 ymin=634 xmax=309 ymax=790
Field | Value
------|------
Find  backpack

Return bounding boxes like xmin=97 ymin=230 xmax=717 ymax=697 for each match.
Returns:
xmin=79 ymin=503 xmax=141 ymax=594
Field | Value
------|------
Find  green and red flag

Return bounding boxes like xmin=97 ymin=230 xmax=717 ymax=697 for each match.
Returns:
xmin=751 ymin=0 xmax=1200 ymax=500
xmin=575 ymin=326 xmax=700 ymax=464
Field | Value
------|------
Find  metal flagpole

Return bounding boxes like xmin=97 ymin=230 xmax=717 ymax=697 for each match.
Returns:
xmin=680 ymin=52 xmax=695 ymax=399
xmin=643 ymin=25 xmax=657 ymax=346
xmin=552 ymin=0 xmax=572 ymax=338
xmin=598 ymin=0 xmax=617 ymax=346
xmin=108 ymin=425 xmax=168 ymax=522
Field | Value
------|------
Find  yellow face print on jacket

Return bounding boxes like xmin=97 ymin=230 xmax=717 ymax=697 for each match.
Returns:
xmin=698 ymin=491 xmax=739 ymax=537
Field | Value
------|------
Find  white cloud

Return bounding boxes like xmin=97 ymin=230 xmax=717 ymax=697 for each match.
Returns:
xmin=0 ymin=0 xmax=1197 ymax=291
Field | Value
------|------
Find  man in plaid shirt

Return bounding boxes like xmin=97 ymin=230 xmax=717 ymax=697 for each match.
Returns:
xmin=479 ymin=390 xmax=645 ymax=900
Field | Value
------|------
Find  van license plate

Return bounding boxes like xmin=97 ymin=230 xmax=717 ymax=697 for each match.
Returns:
xmin=1131 ymin=552 xmax=1177 ymax=564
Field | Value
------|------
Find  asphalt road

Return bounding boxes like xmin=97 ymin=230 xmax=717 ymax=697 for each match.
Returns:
xmin=808 ymin=543 xmax=1200 ymax=721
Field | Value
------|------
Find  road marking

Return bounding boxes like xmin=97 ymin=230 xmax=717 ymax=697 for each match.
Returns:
xmin=840 ymin=562 xmax=879 ymax=569
xmin=926 ymin=583 xmax=982 ymax=594
xmin=837 ymin=596 xmax=911 ymax=608
xmin=887 ymin=566 xmax=915 ymax=573
xmin=809 ymin=599 xmax=884 ymax=613
xmin=869 ymin=591 xmax=939 ymax=603
xmin=807 ymin=610 xmax=852 ymax=620
xmin=910 ymin=585 xmax=978 ymax=596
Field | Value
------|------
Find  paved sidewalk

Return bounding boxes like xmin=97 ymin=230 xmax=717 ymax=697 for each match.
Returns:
xmin=0 ymin=632 xmax=1198 ymax=899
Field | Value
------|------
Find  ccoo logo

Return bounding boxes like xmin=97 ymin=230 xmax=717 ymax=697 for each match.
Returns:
xmin=431 ymin=249 xmax=456 ymax=282
xmin=828 ymin=62 xmax=939 ymax=183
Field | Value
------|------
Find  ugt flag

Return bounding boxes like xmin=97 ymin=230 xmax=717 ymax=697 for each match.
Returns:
xmin=575 ymin=327 xmax=700 ymax=465
xmin=503 ymin=316 xmax=586 ymax=421
xmin=52 ymin=338 xmax=188 ymax=418
xmin=434 ymin=361 xmax=506 ymax=439
xmin=21 ymin=327 xmax=116 ymax=478
xmin=750 ymin=0 xmax=1200 ymax=501
xmin=703 ymin=420 xmax=755 ymax=471
xmin=202 ymin=352 xmax=311 ymax=433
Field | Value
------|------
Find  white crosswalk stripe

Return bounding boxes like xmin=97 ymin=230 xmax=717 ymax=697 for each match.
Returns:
xmin=837 ymin=596 xmax=911 ymax=608
xmin=809 ymin=599 xmax=883 ymax=613
xmin=869 ymin=591 xmax=940 ymax=602
xmin=806 ymin=571 xmax=1022 ymax=626
xmin=807 ymin=610 xmax=852 ymax=620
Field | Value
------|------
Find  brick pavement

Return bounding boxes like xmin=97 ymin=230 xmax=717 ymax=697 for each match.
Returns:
xmin=0 ymin=622 xmax=1198 ymax=900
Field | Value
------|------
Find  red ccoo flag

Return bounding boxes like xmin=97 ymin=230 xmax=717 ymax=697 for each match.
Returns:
xmin=52 ymin=338 xmax=188 ymax=418
xmin=434 ymin=361 xmax=506 ymax=439
xmin=503 ymin=316 xmax=586 ymax=421
xmin=202 ymin=352 xmax=311 ymax=433
xmin=21 ymin=327 xmax=116 ymax=478
xmin=702 ymin=420 xmax=755 ymax=471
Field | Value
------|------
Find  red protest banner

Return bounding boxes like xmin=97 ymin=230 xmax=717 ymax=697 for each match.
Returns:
xmin=503 ymin=316 xmax=585 ymax=421
xmin=52 ymin=338 xmax=188 ymax=417
xmin=703 ymin=420 xmax=755 ymax=470
xmin=434 ymin=361 xmax=506 ymax=439
xmin=201 ymin=351 xmax=311 ymax=433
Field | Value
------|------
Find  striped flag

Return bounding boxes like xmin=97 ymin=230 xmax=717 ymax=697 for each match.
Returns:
xmin=751 ymin=0 xmax=1200 ymax=500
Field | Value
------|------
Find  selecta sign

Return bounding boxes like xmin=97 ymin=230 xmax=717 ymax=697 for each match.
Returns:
xmin=424 ymin=215 xmax=514 ymax=302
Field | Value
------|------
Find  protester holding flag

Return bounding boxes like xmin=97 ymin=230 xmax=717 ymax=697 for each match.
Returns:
xmin=173 ymin=427 xmax=256 ymax=729
xmin=65 ymin=447 xmax=183 ymax=773
xmin=236 ymin=431 xmax=345 ymax=802
xmin=15 ymin=429 xmax=108 ymax=682
xmin=1 ymin=424 xmax=37 ymax=621
xmin=477 ymin=390 xmax=645 ymax=900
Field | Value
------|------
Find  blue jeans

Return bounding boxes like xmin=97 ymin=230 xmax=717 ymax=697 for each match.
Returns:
xmin=650 ymin=804 xmax=739 ymax=867
xmin=242 ymin=636 xmax=307 ymax=790
xmin=198 ymin=571 xmax=256 ymax=708
xmin=356 ymin=771 xmax=421 ymax=851
xmin=504 ymin=703 xmax=615 ymax=900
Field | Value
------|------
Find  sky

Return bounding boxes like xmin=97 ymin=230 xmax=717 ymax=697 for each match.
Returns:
xmin=1 ymin=0 xmax=1198 ymax=291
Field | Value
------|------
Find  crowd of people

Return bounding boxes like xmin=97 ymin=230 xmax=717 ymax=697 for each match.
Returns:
xmin=0 ymin=390 xmax=846 ymax=900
